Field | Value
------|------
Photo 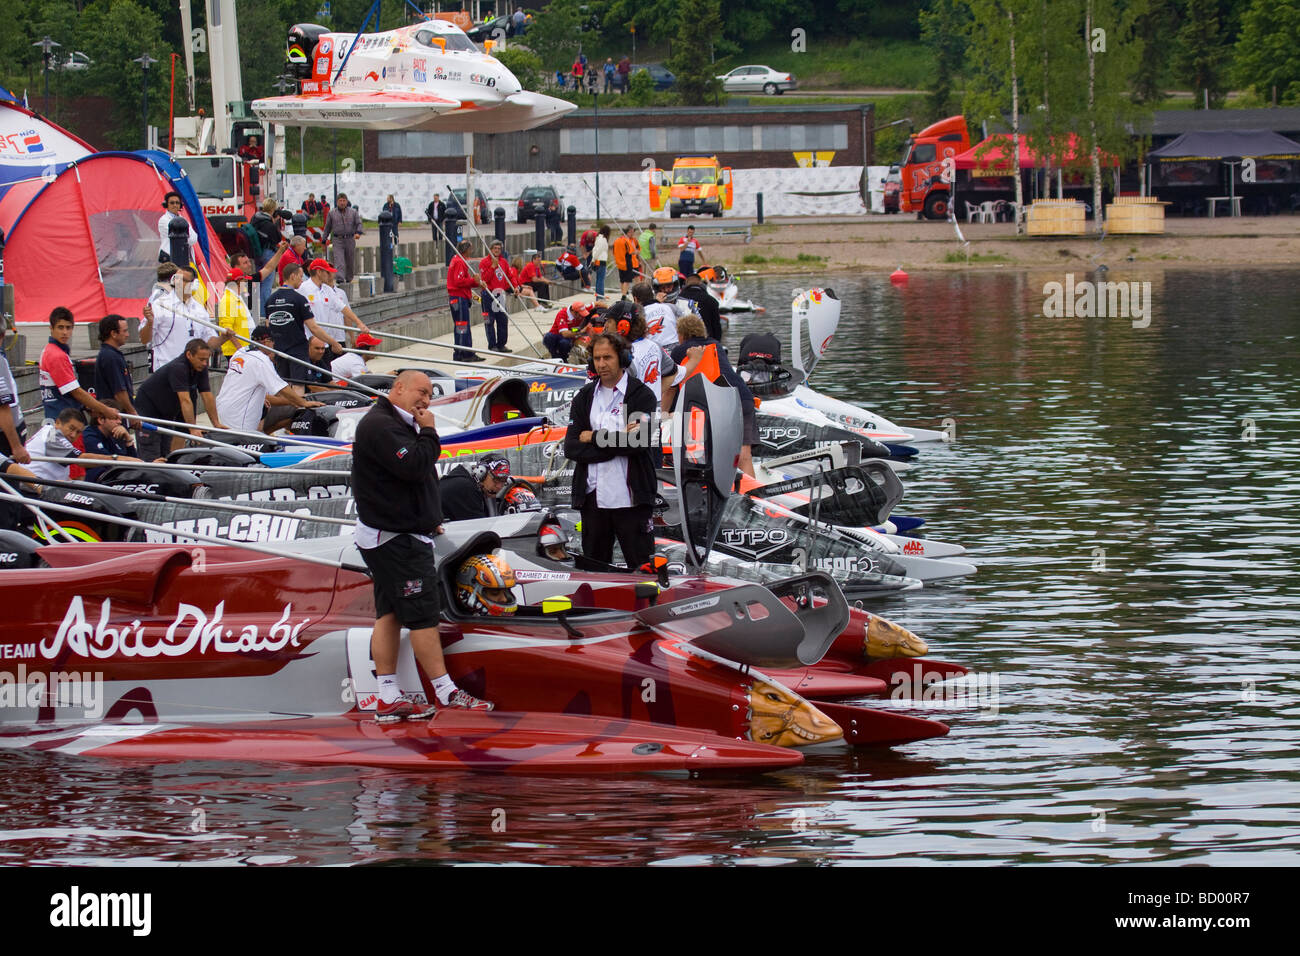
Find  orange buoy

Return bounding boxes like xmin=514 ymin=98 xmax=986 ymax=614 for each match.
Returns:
xmin=890 ymin=267 xmax=909 ymax=284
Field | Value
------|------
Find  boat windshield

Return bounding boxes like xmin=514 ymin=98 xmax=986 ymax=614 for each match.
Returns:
xmin=414 ymin=30 xmax=477 ymax=53
xmin=674 ymin=167 xmax=716 ymax=185
xmin=175 ymin=155 xmax=235 ymax=199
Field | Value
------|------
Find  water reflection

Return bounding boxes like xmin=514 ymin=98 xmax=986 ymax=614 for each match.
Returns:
xmin=2 ymin=268 xmax=1297 ymax=864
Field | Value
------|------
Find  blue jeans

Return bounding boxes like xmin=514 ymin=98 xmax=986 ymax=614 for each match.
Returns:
xmin=483 ymin=298 xmax=508 ymax=350
xmin=451 ymin=296 xmax=476 ymax=359
xmin=594 ymin=263 xmax=606 ymax=295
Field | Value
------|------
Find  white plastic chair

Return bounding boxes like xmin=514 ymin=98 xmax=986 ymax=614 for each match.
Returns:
xmin=965 ymin=201 xmax=981 ymax=223
xmin=978 ymin=201 xmax=997 ymax=223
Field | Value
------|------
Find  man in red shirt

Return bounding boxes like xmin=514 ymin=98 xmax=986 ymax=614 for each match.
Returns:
xmin=277 ymin=235 xmax=308 ymax=283
xmin=518 ymin=252 xmax=550 ymax=307
xmin=478 ymin=239 xmax=517 ymax=353
xmin=39 ymin=307 xmax=115 ymax=422
xmin=579 ymin=227 xmax=598 ymax=266
xmin=447 ymin=239 xmax=483 ymax=362
xmin=542 ymin=301 xmax=593 ymax=360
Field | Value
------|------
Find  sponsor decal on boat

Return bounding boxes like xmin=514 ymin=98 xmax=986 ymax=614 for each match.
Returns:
xmin=37 ymin=596 xmax=311 ymax=661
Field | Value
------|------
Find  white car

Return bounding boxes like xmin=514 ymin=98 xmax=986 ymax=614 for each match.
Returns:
xmin=60 ymin=51 xmax=92 ymax=71
xmin=716 ymin=65 xmax=796 ymax=95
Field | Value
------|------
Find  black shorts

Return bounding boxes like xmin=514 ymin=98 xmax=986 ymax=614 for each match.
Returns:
xmin=618 ymin=267 xmax=636 ymax=283
xmin=359 ymin=533 xmax=441 ymax=629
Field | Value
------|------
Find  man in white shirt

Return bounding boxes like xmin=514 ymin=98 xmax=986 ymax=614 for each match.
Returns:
xmin=140 ymin=263 xmax=232 ymax=371
xmin=27 ymin=409 xmax=140 ymax=482
xmin=157 ymin=191 xmax=200 ymax=263
xmin=562 ymin=333 xmax=659 ymax=571
xmin=331 ymin=332 xmax=382 ymax=381
xmin=216 ymin=326 xmax=323 ymax=433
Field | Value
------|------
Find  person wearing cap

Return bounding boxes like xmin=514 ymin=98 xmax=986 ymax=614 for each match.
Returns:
xmin=439 ymin=455 xmax=512 ymax=521
xmin=265 ymin=261 xmax=344 ymax=382
xmin=217 ymin=326 xmax=324 ymax=433
xmin=479 ymin=239 xmax=517 ymax=353
xmin=317 ymin=263 xmax=372 ymax=339
xmin=331 ymin=331 xmax=382 ymax=380
xmin=157 ymin=191 xmax=199 ymax=263
xmin=542 ymin=301 xmax=593 ymax=360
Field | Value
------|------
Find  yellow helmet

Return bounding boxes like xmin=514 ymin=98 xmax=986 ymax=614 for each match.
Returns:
xmin=455 ymin=553 xmax=518 ymax=616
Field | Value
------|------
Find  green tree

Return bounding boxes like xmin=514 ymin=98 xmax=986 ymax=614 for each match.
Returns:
xmin=1173 ymin=0 xmax=1230 ymax=107
xmin=919 ymin=0 xmax=971 ymax=120
xmin=494 ymin=46 xmax=545 ymax=92
xmin=526 ymin=0 xmax=586 ymax=72
xmin=1129 ymin=0 xmax=1175 ymax=104
xmin=79 ymin=0 xmax=172 ymax=147
xmin=622 ymin=64 xmax=657 ymax=106
xmin=1234 ymin=0 xmax=1300 ymax=105
xmin=667 ymin=0 xmax=722 ymax=106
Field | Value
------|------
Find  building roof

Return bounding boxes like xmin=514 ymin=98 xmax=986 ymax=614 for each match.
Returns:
xmin=1147 ymin=107 xmax=1300 ymax=136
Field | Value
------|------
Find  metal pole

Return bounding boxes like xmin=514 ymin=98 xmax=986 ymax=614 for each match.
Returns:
xmin=593 ymin=91 xmax=600 ymax=219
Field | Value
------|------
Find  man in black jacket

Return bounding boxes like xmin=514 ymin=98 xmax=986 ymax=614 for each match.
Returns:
xmin=352 ymin=370 xmax=492 ymax=720
xmin=563 ymin=333 xmax=658 ymax=571
xmin=440 ymin=456 xmax=510 ymax=521
xmin=678 ymin=272 xmax=723 ymax=341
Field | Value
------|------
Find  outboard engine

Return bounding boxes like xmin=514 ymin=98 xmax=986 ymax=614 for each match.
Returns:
xmin=287 ymin=23 xmax=330 ymax=79
xmin=0 ymin=529 xmax=41 ymax=569
xmin=350 ymin=374 xmax=396 ymax=395
xmin=308 ymin=389 xmax=371 ymax=409
xmin=97 ymin=465 xmax=209 ymax=500
xmin=168 ymin=446 xmax=261 ymax=468
xmin=39 ymin=483 xmax=138 ymax=542
xmin=289 ymin=404 xmax=341 ymax=437
xmin=736 ymin=332 xmax=803 ymax=398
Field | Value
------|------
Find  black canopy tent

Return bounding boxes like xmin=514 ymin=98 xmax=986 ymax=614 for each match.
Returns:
xmin=1147 ymin=129 xmax=1300 ymax=213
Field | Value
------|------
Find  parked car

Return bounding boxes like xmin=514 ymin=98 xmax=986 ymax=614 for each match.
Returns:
xmin=449 ymin=187 xmax=490 ymax=224
xmin=58 ymin=51 xmax=92 ymax=72
xmin=632 ymin=63 xmax=676 ymax=91
xmin=466 ymin=8 xmax=536 ymax=42
xmin=716 ymin=65 xmax=796 ymax=95
xmin=517 ymin=186 xmax=561 ymax=224
xmin=882 ymin=165 xmax=902 ymax=214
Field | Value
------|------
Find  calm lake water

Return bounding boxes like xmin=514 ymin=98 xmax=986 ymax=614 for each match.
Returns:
xmin=3 ymin=267 xmax=1298 ymax=866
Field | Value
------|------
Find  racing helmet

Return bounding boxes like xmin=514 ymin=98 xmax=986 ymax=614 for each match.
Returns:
xmin=652 ymin=266 xmax=683 ymax=301
xmin=538 ymin=519 xmax=571 ymax=560
xmin=503 ymin=484 xmax=541 ymax=513
xmin=455 ymin=553 xmax=518 ymax=617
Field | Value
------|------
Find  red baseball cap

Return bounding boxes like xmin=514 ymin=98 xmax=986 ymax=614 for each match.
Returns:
xmin=227 ymin=268 xmax=252 ymax=281
xmin=308 ymin=257 xmax=337 ymax=273
xmin=355 ymin=332 xmax=382 ymax=348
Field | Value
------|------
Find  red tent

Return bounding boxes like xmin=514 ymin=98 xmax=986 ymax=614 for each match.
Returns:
xmin=2 ymin=151 xmax=230 ymax=327
xmin=954 ymin=133 xmax=1119 ymax=175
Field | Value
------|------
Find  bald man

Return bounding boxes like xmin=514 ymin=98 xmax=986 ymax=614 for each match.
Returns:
xmin=351 ymin=370 xmax=493 ymax=719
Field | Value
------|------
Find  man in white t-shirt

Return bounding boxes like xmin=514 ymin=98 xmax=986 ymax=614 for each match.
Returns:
xmin=27 ymin=409 xmax=140 ymax=482
xmin=331 ymin=332 xmax=382 ymax=381
xmin=216 ymin=326 xmax=323 ymax=433
xmin=636 ymin=279 xmax=680 ymax=352
xmin=140 ymin=263 xmax=232 ymax=371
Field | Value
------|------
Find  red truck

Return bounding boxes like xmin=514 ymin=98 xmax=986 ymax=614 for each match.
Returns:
xmin=899 ymin=115 xmax=971 ymax=220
